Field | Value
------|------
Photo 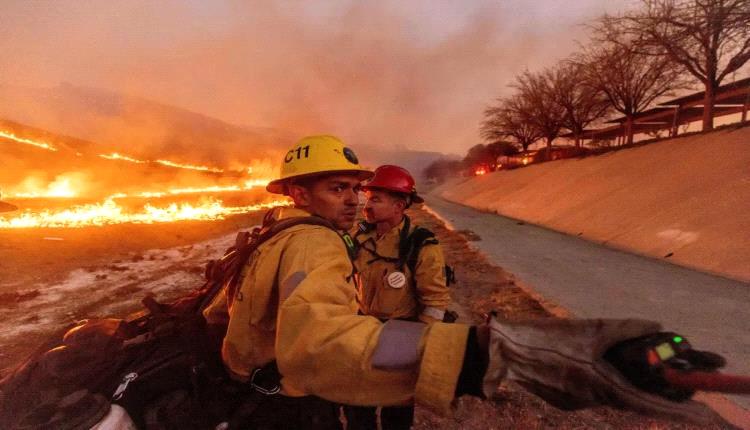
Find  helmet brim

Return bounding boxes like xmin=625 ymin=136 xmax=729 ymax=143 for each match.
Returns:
xmin=266 ymin=169 xmax=374 ymax=195
xmin=360 ymin=185 xmax=424 ymax=204
xmin=0 ymin=200 xmax=18 ymax=213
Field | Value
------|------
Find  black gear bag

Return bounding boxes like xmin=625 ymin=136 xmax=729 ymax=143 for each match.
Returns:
xmin=0 ymin=213 xmax=341 ymax=430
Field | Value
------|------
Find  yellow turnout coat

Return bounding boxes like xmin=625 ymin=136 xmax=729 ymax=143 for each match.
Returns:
xmin=354 ymin=217 xmax=451 ymax=323
xmin=203 ymin=207 xmax=468 ymax=412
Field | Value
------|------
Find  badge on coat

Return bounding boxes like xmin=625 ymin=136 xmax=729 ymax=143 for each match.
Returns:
xmin=386 ymin=271 xmax=406 ymax=289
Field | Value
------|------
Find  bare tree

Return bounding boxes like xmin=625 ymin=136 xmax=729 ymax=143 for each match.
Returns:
xmin=511 ymin=70 xmax=567 ymax=159
xmin=553 ymin=62 xmax=611 ymax=147
xmin=481 ymin=95 xmax=543 ymax=152
xmin=602 ymin=0 xmax=750 ymax=130
xmin=487 ymin=141 xmax=520 ymax=157
xmin=463 ymin=143 xmax=500 ymax=170
xmin=575 ymin=39 xmax=681 ymax=145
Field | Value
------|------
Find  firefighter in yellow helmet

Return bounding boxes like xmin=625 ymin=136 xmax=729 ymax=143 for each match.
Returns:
xmin=204 ymin=135 xmax=722 ymax=429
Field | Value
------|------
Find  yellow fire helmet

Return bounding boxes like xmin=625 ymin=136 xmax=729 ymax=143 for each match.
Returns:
xmin=266 ymin=135 xmax=373 ymax=194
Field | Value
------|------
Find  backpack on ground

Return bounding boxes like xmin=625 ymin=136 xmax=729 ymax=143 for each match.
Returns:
xmin=0 ymin=212 xmax=340 ymax=430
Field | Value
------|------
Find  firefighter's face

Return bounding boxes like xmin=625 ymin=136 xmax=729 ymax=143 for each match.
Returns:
xmin=293 ymin=174 xmax=361 ymax=230
xmin=363 ymin=189 xmax=405 ymax=224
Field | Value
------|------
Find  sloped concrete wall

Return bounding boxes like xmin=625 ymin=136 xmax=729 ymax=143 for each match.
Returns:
xmin=439 ymin=126 xmax=750 ymax=282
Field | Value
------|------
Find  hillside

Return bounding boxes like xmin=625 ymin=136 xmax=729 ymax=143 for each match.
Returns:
xmin=357 ymin=145 xmax=452 ymax=181
xmin=0 ymin=84 xmax=446 ymax=179
xmin=0 ymin=118 xmax=272 ymax=200
xmin=437 ymin=125 xmax=750 ymax=282
xmin=0 ymin=83 xmax=288 ymax=168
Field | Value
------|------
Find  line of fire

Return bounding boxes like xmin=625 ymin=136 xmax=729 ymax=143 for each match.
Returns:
xmin=0 ymin=124 xmax=288 ymax=228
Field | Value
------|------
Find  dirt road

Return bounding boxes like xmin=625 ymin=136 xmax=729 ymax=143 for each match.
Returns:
xmin=425 ymin=195 xmax=750 ymax=412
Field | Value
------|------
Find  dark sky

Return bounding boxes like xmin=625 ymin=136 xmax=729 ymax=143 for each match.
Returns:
xmin=0 ymin=1 xmax=634 ymax=154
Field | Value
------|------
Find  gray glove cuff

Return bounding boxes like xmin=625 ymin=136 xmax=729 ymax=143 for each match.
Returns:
xmin=482 ymin=316 xmax=727 ymax=426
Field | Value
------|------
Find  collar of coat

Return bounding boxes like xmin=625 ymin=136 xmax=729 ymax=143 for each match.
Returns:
xmin=359 ymin=217 xmax=409 ymax=260
xmin=274 ymin=206 xmax=313 ymax=221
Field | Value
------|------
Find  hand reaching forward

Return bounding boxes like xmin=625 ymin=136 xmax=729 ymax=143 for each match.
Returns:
xmin=481 ymin=316 xmax=728 ymax=426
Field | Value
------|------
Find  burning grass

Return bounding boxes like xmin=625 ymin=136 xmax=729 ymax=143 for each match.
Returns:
xmin=0 ymin=129 xmax=58 ymax=152
xmin=0 ymin=196 xmax=288 ymax=228
xmin=2 ymin=130 xmax=284 ymax=228
xmin=1 ymin=128 xmax=282 ymax=217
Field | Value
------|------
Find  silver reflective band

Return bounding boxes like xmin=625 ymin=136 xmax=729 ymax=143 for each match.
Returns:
xmin=280 ymin=271 xmax=307 ymax=301
xmin=250 ymin=368 xmax=281 ymax=395
xmin=372 ymin=320 xmax=426 ymax=370
xmin=422 ymin=307 xmax=446 ymax=321
xmin=112 ymin=372 xmax=138 ymax=400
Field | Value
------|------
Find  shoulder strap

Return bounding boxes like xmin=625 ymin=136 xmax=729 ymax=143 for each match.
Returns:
xmin=222 ymin=215 xmax=343 ymax=302
xmin=222 ymin=212 xmax=366 ymax=305
xmin=402 ymin=226 xmax=438 ymax=275
xmin=395 ymin=216 xmax=437 ymax=270
xmin=399 ymin=226 xmax=455 ymax=286
xmin=349 ymin=221 xmax=375 ymax=261
xmin=259 ymin=215 xmax=337 ymax=242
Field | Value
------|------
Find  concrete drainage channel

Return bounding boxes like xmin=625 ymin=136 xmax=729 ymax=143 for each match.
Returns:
xmin=424 ymin=196 xmax=750 ymax=427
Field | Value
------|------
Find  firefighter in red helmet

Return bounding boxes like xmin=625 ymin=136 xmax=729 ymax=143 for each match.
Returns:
xmin=346 ymin=165 xmax=454 ymax=430
xmin=354 ymin=165 xmax=450 ymax=323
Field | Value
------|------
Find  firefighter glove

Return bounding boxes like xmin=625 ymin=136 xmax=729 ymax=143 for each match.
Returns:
xmin=481 ymin=315 xmax=725 ymax=426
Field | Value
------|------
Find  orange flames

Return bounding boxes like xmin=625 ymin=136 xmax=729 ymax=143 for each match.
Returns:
xmin=4 ymin=131 xmax=284 ymax=228
xmin=99 ymin=152 xmax=226 ymax=173
xmin=1 ymin=176 xmax=281 ymax=228
xmin=154 ymin=159 xmax=224 ymax=173
xmin=99 ymin=152 xmax=147 ymax=164
xmin=0 ymin=197 xmax=289 ymax=228
xmin=0 ymin=130 xmax=58 ymax=151
xmin=9 ymin=177 xmax=272 ymax=201
xmin=130 ymin=180 xmax=270 ymax=198
xmin=8 ymin=175 xmax=81 ymax=198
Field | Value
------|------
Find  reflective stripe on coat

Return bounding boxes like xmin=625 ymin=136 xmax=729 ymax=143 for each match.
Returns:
xmin=203 ymin=207 xmax=468 ymax=413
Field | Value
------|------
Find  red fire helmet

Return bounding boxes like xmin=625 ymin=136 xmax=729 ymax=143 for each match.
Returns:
xmin=361 ymin=165 xmax=423 ymax=203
